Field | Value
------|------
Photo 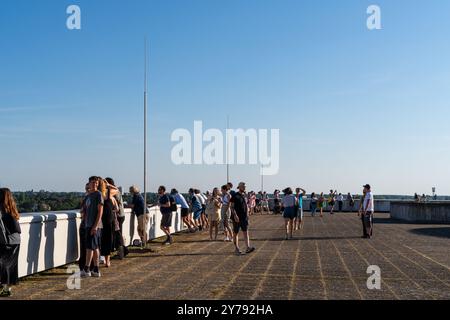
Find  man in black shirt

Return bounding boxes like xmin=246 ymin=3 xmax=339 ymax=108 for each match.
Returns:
xmin=230 ymin=182 xmax=255 ymax=255
xmin=158 ymin=186 xmax=174 ymax=245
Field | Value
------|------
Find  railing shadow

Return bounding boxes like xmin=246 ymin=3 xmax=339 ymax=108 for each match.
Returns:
xmin=409 ymin=227 xmax=450 ymax=239
xmin=27 ymin=218 xmax=42 ymax=274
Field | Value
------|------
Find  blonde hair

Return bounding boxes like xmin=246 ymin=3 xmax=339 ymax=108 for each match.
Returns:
xmin=98 ymin=179 xmax=108 ymax=198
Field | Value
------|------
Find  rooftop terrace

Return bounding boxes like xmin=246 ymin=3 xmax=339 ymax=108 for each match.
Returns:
xmin=10 ymin=213 xmax=450 ymax=300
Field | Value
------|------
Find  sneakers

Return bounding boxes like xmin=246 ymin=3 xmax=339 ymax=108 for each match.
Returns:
xmin=0 ymin=288 xmax=11 ymax=297
xmin=91 ymin=270 xmax=101 ymax=278
xmin=80 ymin=269 xmax=91 ymax=277
xmin=234 ymin=248 xmax=242 ymax=256
xmin=224 ymin=237 xmax=230 ymax=242
xmin=162 ymin=236 xmax=173 ymax=245
xmin=245 ymin=247 xmax=256 ymax=254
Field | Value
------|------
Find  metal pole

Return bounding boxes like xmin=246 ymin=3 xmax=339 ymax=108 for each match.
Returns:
xmin=144 ymin=38 xmax=148 ymax=212
xmin=226 ymin=115 xmax=229 ymax=183
xmin=261 ymin=165 xmax=264 ymax=192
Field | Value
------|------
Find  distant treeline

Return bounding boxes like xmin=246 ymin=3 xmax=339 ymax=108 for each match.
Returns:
xmin=11 ymin=191 xmax=450 ymax=213
xmin=12 ymin=191 xmax=161 ymax=213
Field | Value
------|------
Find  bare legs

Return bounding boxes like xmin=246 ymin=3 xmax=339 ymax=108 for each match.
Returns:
xmin=223 ymin=219 xmax=233 ymax=241
xmin=209 ymin=221 xmax=219 ymax=240
xmin=285 ymin=219 xmax=294 ymax=239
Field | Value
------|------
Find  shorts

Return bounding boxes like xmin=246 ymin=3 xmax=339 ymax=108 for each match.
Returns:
xmin=232 ymin=216 xmax=249 ymax=233
xmin=161 ymin=212 xmax=173 ymax=228
xmin=193 ymin=209 xmax=202 ymax=220
xmin=221 ymin=205 xmax=231 ymax=227
xmin=283 ymin=206 xmax=296 ymax=220
xmin=181 ymin=208 xmax=189 ymax=218
xmin=85 ymin=227 xmax=102 ymax=250
xmin=297 ymin=207 xmax=304 ymax=219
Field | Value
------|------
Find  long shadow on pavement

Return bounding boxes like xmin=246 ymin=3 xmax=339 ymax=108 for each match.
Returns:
xmin=409 ymin=227 xmax=450 ymax=239
xmin=251 ymin=236 xmax=362 ymax=241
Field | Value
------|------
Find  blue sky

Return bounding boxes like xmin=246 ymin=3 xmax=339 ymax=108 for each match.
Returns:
xmin=1 ymin=0 xmax=450 ymax=194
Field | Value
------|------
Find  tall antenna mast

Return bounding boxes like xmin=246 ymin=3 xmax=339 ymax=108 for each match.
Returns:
xmin=261 ymin=164 xmax=264 ymax=192
xmin=226 ymin=114 xmax=230 ymax=183
xmin=144 ymin=37 xmax=148 ymax=210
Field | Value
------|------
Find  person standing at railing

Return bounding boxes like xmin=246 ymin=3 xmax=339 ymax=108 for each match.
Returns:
xmin=99 ymin=179 xmax=118 ymax=268
xmin=129 ymin=185 xmax=148 ymax=249
xmin=79 ymin=183 xmax=95 ymax=271
xmin=171 ymin=189 xmax=196 ymax=233
xmin=0 ymin=188 xmax=21 ymax=297
xmin=189 ymin=188 xmax=203 ymax=231
xmin=105 ymin=178 xmax=128 ymax=259
xmin=158 ymin=186 xmax=175 ymax=245
xmin=80 ymin=176 xmax=103 ymax=278
xmin=199 ymin=191 xmax=209 ymax=230
xmin=347 ymin=193 xmax=355 ymax=212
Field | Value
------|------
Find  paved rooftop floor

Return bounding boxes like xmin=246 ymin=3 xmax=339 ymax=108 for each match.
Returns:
xmin=11 ymin=213 xmax=450 ymax=300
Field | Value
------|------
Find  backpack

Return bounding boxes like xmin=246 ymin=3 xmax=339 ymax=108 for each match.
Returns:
xmin=0 ymin=212 xmax=20 ymax=246
xmin=169 ymin=195 xmax=178 ymax=212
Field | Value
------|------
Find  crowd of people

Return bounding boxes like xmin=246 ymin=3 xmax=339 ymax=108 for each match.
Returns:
xmin=0 ymin=179 xmax=375 ymax=296
xmin=156 ymin=183 xmax=375 ymax=246
xmin=78 ymin=176 xmax=128 ymax=278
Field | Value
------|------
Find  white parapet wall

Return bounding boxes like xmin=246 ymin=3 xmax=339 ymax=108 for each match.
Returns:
xmin=18 ymin=206 xmax=185 ymax=278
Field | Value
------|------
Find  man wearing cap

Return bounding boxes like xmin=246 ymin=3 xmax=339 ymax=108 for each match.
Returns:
xmin=230 ymin=182 xmax=256 ymax=255
xmin=360 ymin=184 xmax=374 ymax=238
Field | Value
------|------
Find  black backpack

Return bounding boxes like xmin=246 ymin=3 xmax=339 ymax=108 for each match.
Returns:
xmin=169 ymin=195 xmax=178 ymax=212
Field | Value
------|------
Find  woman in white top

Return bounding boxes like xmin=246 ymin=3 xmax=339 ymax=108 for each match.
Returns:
xmin=206 ymin=188 xmax=222 ymax=241
xmin=282 ymin=187 xmax=297 ymax=240
xmin=220 ymin=185 xmax=233 ymax=242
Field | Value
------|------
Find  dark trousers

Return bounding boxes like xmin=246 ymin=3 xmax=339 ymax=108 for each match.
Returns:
xmin=78 ymin=225 xmax=95 ymax=270
xmin=338 ymin=201 xmax=343 ymax=212
xmin=114 ymin=216 xmax=128 ymax=255
xmin=361 ymin=213 xmax=373 ymax=237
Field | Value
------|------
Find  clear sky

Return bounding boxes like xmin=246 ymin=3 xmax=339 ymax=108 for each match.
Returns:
xmin=1 ymin=0 xmax=450 ymax=195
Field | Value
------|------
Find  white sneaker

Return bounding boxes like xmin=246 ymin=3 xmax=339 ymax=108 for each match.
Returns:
xmin=100 ymin=256 xmax=105 ymax=264
xmin=80 ymin=270 xmax=91 ymax=277
xmin=91 ymin=270 xmax=101 ymax=278
xmin=224 ymin=237 xmax=229 ymax=242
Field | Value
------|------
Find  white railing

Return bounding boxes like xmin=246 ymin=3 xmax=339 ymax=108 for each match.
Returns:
xmin=18 ymin=206 xmax=185 ymax=278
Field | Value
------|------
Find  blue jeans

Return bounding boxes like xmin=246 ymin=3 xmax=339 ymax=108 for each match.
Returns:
xmin=310 ymin=203 xmax=317 ymax=216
